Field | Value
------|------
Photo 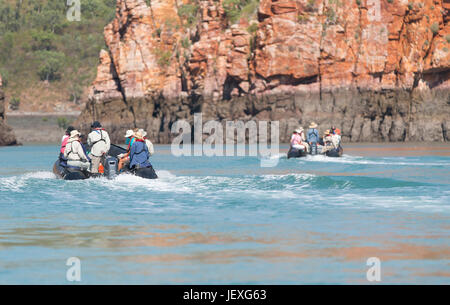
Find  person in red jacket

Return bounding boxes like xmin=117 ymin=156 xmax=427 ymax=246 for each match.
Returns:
xmin=331 ymin=126 xmax=341 ymax=136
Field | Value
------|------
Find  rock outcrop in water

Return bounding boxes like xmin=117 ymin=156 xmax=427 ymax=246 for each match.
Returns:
xmin=0 ymin=74 xmax=17 ymax=146
xmin=78 ymin=0 xmax=450 ymax=143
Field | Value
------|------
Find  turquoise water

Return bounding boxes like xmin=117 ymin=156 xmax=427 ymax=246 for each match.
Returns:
xmin=0 ymin=144 xmax=449 ymax=284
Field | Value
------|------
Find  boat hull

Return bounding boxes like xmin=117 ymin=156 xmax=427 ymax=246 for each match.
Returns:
xmin=287 ymin=147 xmax=307 ymax=159
xmin=53 ymin=160 xmax=90 ymax=180
xmin=325 ymin=146 xmax=344 ymax=157
xmin=127 ymin=166 xmax=158 ymax=179
xmin=53 ymin=154 xmax=158 ymax=180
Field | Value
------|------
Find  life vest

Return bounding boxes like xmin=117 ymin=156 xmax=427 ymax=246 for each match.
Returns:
xmin=66 ymin=140 xmax=82 ymax=161
xmin=129 ymin=139 xmax=149 ymax=164
xmin=308 ymin=129 xmax=319 ymax=142
xmin=290 ymin=133 xmax=303 ymax=146
xmin=333 ymin=128 xmax=341 ymax=135
xmin=91 ymin=128 xmax=107 ymax=147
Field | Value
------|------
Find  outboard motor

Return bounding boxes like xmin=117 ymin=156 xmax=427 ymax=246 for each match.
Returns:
xmin=310 ymin=142 xmax=318 ymax=155
xmin=104 ymin=156 xmax=119 ymax=180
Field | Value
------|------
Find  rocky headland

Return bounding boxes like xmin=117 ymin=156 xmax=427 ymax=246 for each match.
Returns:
xmin=77 ymin=0 xmax=450 ymax=143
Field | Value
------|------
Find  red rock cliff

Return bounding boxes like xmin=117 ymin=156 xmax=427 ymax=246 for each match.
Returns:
xmin=78 ymin=0 xmax=450 ymax=143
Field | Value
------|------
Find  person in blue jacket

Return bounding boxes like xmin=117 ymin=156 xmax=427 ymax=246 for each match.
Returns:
xmin=129 ymin=131 xmax=151 ymax=169
xmin=307 ymin=122 xmax=319 ymax=155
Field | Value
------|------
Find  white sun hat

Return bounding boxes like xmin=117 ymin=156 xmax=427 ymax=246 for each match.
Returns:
xmin=124 ymin=129 xmax=134 ymax=138
xmin=70 ymin=130 xmax=81 ymax=138
xmin=138 ymin=128 xmax=147 ymax=137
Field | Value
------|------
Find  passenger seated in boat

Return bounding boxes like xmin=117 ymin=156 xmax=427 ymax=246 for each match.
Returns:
xmin=59 ymin=126 xmax=75 ymax=166
xmin=331 ymin=126 xmax=341 ymax=136
xmin=118 ymin=129 xmax=136 ymax=171
xmin=129 ymin=131 xmax=151 ymax=170
xmin=322 ymin=130 xmax=339 ymax=154
xmin=60 ymin=126 xmax=75 ymax=155
xmin=331 ymin=126 xmax=341 ymax=145
xmin=64 ymin=130 xmax=91 ymax=170
xmin=290 ymin=127 xmax=309 ymax=152
xmin=138 ymin=129 xmax=155 ymax=156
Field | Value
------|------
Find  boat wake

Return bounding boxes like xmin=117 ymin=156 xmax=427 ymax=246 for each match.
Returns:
xmin=0 ymin=169 xmax=448 ymax=212
xmin=296 ymin=154 xmax=450 ymax=166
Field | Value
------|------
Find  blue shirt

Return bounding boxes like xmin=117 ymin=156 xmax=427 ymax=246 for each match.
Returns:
xmin=129 ymin=141 xmax=151 ymax=169
xmin=307 ymin=128 xmax=319 ymax=143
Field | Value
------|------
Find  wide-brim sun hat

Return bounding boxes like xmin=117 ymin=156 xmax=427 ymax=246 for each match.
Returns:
xmin=134 ymin=131 xmax=144 ymax=140
xmin=70 ymin=130 xmax=81 ymax=138
xmin=138 ymin=128 xmax=147 ymax=137
xmin=124 ymin=129 xmax=134 ymax=138
xmin=309 ymin=122 xmax=318 ymax=128
xmin=294 ymin=127 xmax=303 ymax=133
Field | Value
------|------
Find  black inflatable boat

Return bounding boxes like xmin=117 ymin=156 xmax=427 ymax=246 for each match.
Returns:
xmin=325 ymin=146 xmax=344 ymax=158
xmin=53 ymin=144 xmax=158 ymax=180
xmin=287 ymin=144 xmax=344 ymax=158
xmin=287 ymin=147 xmax=307 ymax=159
xmin=53 ymin=159 xmax=90 ymax=180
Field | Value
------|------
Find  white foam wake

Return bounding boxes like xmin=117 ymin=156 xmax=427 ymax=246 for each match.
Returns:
xmin=299 ymin=154 xmax=450 ymax=166
xmin=0 ymin=171 xmax=55 ymax=192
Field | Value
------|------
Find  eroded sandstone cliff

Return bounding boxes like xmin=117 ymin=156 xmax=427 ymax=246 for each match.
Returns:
xmin=0 ymin=74 xmax=18 ymax=146
xmin=78 ymin=0 xmax=450 ymax=143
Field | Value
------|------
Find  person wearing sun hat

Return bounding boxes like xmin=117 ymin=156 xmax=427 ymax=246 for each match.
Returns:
xmin=128 ymin=131 xmax=151 ymax=170
xmin=307 ymin=122 xmax=319 ymax=155
xmin=138 ymin=128 xmax=154 ymax=156
xmin=118 ymin=129 xmax=136 ymax=171
xmin=322 ymin=129 xmax=337 ymax=154
xmin=290 ymin=127 xmax=309 ymax=152
xmin=124 ymin=129 xmax=135 ymax=147
xmin=63 ymin=130 xmax=91 ymax=170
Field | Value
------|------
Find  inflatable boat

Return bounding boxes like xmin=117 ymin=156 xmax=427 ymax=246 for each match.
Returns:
xmin=53 ymin=144 xmax=158 ymax=180
xmin=53 ymin=159 xmax=90 ymax=180
xmin=287 ymin=144 xmax=344 ymax=158
xmin=287 ymin=147 xmax=307 ymax=159
xmin=325 ymin=146 xmax=344 ymax=158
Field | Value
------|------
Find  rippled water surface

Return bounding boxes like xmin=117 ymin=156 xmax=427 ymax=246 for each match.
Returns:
xmin=0 ymin=143 xmax=449 ymax=284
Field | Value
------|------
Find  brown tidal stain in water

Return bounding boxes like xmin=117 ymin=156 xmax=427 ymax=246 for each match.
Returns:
xmin=119 ymin=241 xmax=450 ymax=266
xmin=414 ymin=271 xmax=450 ymax=278
xmin=121 ymin=248 xmax=311 ymax=264
xmin=317 ymin=243 xmax=450 ymax=262
xmin=107 ymin=231 xmax=276 ymax=248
